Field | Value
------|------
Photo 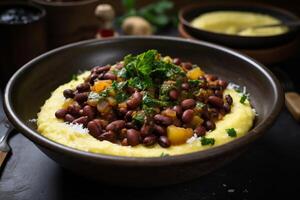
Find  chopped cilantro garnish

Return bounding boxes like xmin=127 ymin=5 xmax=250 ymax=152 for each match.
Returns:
xmin=226 ymin=128 xmax=237 ymax=137
xmin=160 ymin=152 xmax=169 ymax=157
xmin=196 ymin=102 xmax=205 ymax=109
xmin=142 ymin=105 xmax=157 ymax=116
xmin=200 ymin=137 xmax=215 ymax=146
xmin=240 ymin=94 xmax=247 ymax=104
xmin=72 ymin=74 xmax=78 ymax=81
xmin=143 ymin=92 xmax=171 ymax=108
xmin=112 ymin=81 xmax=127 ymax=91
xmin=122 ymin=50 xmax=184 ymax=90
xmin=115 ymin=92 xmax=129 ymax=103
xmin=88 ymin=92 xmax=101 ymax=100
xmin=132 ymin=112 xmax=145 ymax=126
xmin=234 ymin=88 xmax=242 ymax=93
xmin=188 ymin=79 xmax=200 ymax=87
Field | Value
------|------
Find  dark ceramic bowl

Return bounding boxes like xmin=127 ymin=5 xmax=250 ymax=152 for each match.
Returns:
xmin=3 ymin=36 xmax=283 ymax=186
xmin=179 ymin=2 xmax=300 ymax=49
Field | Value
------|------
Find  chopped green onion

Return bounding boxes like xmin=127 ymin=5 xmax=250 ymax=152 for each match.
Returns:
xmin=160 ymin=152 xmax=169 ymax=157
xmin=240 ymin=94 xmax=247 ymax=104
xmin=226 ymin=128 xmax=237 ymax=137
xmin=200 ymin=137 xmax=215 ymax=146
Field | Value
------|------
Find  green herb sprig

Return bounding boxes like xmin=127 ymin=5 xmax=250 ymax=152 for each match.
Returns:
xmin=119 ymin=0 xmax=175 ymax=32
xmin=226 ymin=128 xmax=237 ymax=137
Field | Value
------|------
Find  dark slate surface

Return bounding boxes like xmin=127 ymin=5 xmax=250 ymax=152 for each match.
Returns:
xmin=1 ymin=29 xmax=300 ymax=200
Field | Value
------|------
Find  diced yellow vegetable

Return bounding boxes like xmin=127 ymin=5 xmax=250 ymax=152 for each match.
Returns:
xmin=162 ymin=109 xmax=177 ymax=118
xmin=188 ymin=116 xmax=204 ymax=128
xmin=107 ymin=97 xmax=117 ymax=106
xmin=62 ymin=99 xmax=74 ymax=109
xmin=92 ymin=80 xmax=112 ymax=92
xmin=167 ymin=125 xmax=194 ymax=145
xmin=187 ymin=67 xmax=204 ymax=80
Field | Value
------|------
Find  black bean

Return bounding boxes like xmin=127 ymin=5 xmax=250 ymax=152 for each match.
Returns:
xmin=82 ymin=105 xmax=96 ymax=120
xmin=63 ymin=89 xmax=74 ymax=99
xmin=74 ymin=92 xmax=88 ymax=104
xmin=121 ymin=138 xmax=129 ymax=146
xmin=119 ymin=128 xmax=127 ymax=139
xmin=127 ymin=92 xmax=142 ymax=109
xmin=140 ymin=124 xmax=152 ymax=138
xmin=103 ymin=72 xmax=117 ymax=80
xmin=143 ymin=135 xmax=157 ymax=146
xmin=125 ymin=87 xmax=136 ymax=94
xmin=55 ymin=109 xmax=67 ymax=119
xmin=87 ymin=120 xmax=102 ymax=138
xmin=106 ymin=120 xmax=126 ymax=131
xmin=223 ymin=103 xmax=231 ymax=113
xmin=76 ymin=83 xmax=90 ymax=92
xmin=214 ymin=90 xmax=223 ymax=98
xmin=181 ymin=99 xmax=196 ymax=110
xmin=89 ymin=73 xmax=98 ymax=84
xmin=64 ymin=114 xmax=75 ymax=122
xmin=125 ymin=110 xmax=133 ymax=122
xmin=205 ymin=74 xmax=217 ymax=82
xmin=225 ymin=94 xmax=233 ymax=105
xmin=172 ymin=105 xmax=183 ymax=117
xmin=125 ymin=122 xmax=136 ymax=129
xmin=67 ymin=104 xmax=81 ymax=116
xmin=218 ymin=80 xmax=228 ymax=89
xmin=182 ymin=109 xmax=194 ymax=123
xmin=72 ymin=116 xmax=89 ymax=126
xmin=181 ymin=62 xmax=193 ymax=70
xmin=126 ymin=129 xmax=140 ymax=146
xmin=104 ymin=111 xmax=117 ymax=121
xmin=158 ymin=136 xmax=171 ymax=148
xmin=94 ymin=65 xmax=111 ymax=74
xmin=181 ymin=83 xmax=190 ymax=90
xmin=208 ymin=96 xmax=224 ymax=108
xmin=204 ymin=120 xmax=216 ymax=131
xmin=169 ymin=89 xmax=179 ymax=100
xmin=154 ymin=114 xmax=173 ymax=126
xmin=119 ymin=108 xmax=128 ymax=116
xmin=99 ymin=131 xmax=115 ymax=142
xmin=153 ymin=124 xmax=166 ymax=136
xmin=173 ymin=58 xmax=181 ymax=65
xmin=194 ymin=126 xmax=206 ymax=136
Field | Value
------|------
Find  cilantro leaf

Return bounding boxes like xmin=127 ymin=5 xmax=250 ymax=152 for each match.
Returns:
xmin=200 ymin=137 xmax=215 ymax=146
xmin=188 ymin=79 xmax=200 ymax=87
xmin=226 ymin=128 xmax=237 ymax=137
xmin=72 ymin=74 xmax=78 ymax=81
xmin=240 ymin=94 xmax=247 ymax=104
xmin=132 ymin=112 xmax=145 ymax=126
xmin=123 ymin=50 xmax=184 ymax=90
xmin=115 ymin=92 xmax=129 ymax=103
xmin=160 ymin=152 xmax=169 ymax=157
xmin=143 ymin=92 xmax=171 ymax=108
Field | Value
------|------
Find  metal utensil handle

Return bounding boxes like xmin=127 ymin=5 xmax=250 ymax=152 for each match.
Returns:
xmin=0 ymin=119 xmax=13 ymax=152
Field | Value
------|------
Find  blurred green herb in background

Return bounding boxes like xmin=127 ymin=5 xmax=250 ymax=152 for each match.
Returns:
xmin=118 ymin=0 xmax=177 ymax=32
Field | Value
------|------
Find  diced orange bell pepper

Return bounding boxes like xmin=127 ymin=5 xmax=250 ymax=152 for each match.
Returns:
xmin=92 ymin=80 xmax=112 ymax=92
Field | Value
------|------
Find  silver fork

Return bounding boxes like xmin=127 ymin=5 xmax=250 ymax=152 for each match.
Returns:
xmin=0 ymin=119 xmax=13 ymax=168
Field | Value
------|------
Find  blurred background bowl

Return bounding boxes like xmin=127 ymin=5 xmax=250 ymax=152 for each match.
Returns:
xmin=0 ymin=2 xmax=47 ymax=88
xmin=31 ymin=0 xmax=99 ymax=49
xmin=179 ymin=2 xmax=300 ymax=49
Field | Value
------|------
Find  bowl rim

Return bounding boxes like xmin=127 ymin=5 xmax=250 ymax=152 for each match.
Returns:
xmin=3 ymin=36 xmax=284 ymax=166
xmin=179 ymin=1 xmax=300 ymax=40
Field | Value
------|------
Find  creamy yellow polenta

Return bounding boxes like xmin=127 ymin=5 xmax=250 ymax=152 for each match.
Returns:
xmin=191 ymin=11 xmax=288 ymax=36
xmin=37 ymin=72 xmax=255 ymax=157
